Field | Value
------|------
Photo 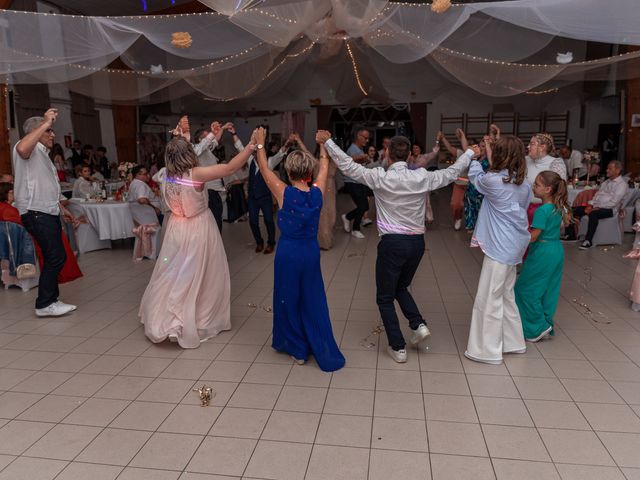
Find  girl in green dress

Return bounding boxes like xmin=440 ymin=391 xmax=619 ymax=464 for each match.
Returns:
xmin=515 ymin=171 xmax=573 ymax=342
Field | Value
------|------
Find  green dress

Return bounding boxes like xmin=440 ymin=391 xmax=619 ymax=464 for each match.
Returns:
xmin=515 ymin=203 xmax=564 ymax=339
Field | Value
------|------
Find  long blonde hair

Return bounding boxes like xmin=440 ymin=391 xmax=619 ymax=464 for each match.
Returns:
xmin=536 ymin=171 xmax=575 ymax=225
xmin=165 ymin=137 xmax=199 ymax=178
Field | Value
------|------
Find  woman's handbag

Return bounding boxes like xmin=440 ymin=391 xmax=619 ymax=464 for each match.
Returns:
xmin=4 ymin=222 xmax=37 ymax=280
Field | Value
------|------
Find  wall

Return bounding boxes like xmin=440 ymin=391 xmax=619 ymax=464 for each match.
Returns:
xmin=425 ymin=88 xmax=620 ymax=152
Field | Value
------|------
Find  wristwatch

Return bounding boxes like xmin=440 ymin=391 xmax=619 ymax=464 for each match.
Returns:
xmin=256 ymin=144 xmax=264 ymax=150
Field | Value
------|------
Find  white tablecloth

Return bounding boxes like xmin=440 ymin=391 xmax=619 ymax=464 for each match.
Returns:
xmin=69 ymin=199 xmax=135 ymax=240
xmin=567 ymin=187 xmax=590 ymax=205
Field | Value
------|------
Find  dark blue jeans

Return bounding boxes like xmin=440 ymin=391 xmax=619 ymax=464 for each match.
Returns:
xmin=249 ymin=195 xmax=276 ymax=246
xmin=376 ymin=234 xmax=426 ymax=350
xmin=21 ymin=211 xmax=66 ymax=309
xmin=565 ymin=206 xmax=614 ymax=242
xmin=207 ymin=190 xmax=223 ymax=232
xmin=344 ymin=183 xmax=369 ymax=231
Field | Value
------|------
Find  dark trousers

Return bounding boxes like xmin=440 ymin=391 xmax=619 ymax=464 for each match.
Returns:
xmin=376 ymin=234 xmax=426 ymax=350
xmin=344 ymin=182 xmax=369 ymax=231
xmin=226 ymin=184 xmax=247 ymax=222
xmin=565 ymin=206 xmax=613 ymax=243
xmin=249 ymin=195 xmax=276 ymax=246
xmin=21 ymin=211 xmax=66 ymax=309
xmin=207 ymin=190 xmax=223 ymax=232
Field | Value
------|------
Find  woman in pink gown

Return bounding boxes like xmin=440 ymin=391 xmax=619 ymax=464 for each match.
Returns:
xmin=139 ymin=135 xmax=255 ymax=348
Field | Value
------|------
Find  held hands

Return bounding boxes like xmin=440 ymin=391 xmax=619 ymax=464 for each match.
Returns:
xmin=483 ymin=135 xmax=493 ymax=165
xmin=254 ymin=126 xmax=267 ymax=146
xmin=222 ymin=122 xmax=236 ymax=135
xmin=489 ymin=124 xmax=501 ymax=139
xmin=315 ymin=130 xmax=331 ymax=145
xmin=455 ymin=128 xmax=465 ymax=141
xmin=211 ymin=121 xmax=222 ymax=136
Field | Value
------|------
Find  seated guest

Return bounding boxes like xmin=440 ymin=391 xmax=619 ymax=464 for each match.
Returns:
xmin=82 ymin=144 xmax=94 ymax=167
xmin=50 ymin=143 xmax=67 ymax=182
xmin=95 ymin=147 xmax=111 ymax=179
xmin=72 ymin=165 xmax=94 ymax=198
xmin=0 ymin=183 xmax=82 ymax=284
xmin=68 ymin=140 xmax=83 ymax=169
xmin=559 ymin=145 xmax=586 ymax=180
xmin=563 ymin=160 xmax=628 ymax=249
xmin=129 ymin=165 xmax=162 ymax=221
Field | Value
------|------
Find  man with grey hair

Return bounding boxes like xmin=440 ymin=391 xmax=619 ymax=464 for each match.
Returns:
xmin=13 ymin=108 xmax=77 ymax=317
xmin=317 ymin=130 xmax=474 ymax=363
xmin=563 ymin=160 xmax=628 ymax=250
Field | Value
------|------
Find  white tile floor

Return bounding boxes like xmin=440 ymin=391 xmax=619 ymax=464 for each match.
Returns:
xmin=2 ymin=189 xmax=640 ymax=479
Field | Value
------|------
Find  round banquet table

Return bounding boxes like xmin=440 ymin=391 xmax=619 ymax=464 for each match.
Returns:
xmin=69 ymin=198 xmax=135 ymax=240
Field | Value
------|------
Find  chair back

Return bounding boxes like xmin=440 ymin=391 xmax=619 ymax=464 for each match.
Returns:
xmin=129 ymin=203 xmax=159 ymax=226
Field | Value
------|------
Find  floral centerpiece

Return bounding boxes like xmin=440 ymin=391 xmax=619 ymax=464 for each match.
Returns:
xmin=117 ymin=162 xmax=136 ymax=181
xmin=582 ymin=150 xmax=601 ymax=184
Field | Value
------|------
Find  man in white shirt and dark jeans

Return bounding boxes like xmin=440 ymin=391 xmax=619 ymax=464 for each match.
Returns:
xmin=13 ymin=108 xmax=77 ymax=317
xmin=319 ymin=131 xmax=473 ymax=363
xmin=563 ymin=160 xmax=628 ymax=249
xmin=193 ymin=121 xmax=243 ymax=232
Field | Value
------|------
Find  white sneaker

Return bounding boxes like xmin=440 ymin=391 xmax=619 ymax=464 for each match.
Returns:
xmin=341 ymin=213 xmax=351 ymax=233
xmin=454 ymin=219 xmax=462 ymax=231
xmin=351 ymin=230 xmax=365 ymax=239
xmin=410 ymin=323 xmax=431 ymax=345
xmin=361 ymin=218 xmax=373 ymax=227
xmin=291 ymin=356 xmax=305 ymax=365
xmin=35 ymin=301 xmax=77 ymax=317
xmin=387 ymin=346 xmax=407 ymax=363
xmin=525 ymin=326 xmax=553 ymax=343
xmin=578 ymin=240 xmax=592 ymax=250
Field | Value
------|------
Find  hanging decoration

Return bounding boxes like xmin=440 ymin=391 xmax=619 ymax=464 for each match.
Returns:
xmin=2 ymin=1 xmax=640 ymax=103
xmin=171 ymin=31 xmax=194 ymax=49
xmin=431 ymin=0 xmax=452 ymax=14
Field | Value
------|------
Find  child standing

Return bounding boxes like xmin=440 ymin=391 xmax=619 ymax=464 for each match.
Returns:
xmin=515 ymin=172 xmax=572 ymax=341
xmin=465 ymin=136 xmax=532 ymax=365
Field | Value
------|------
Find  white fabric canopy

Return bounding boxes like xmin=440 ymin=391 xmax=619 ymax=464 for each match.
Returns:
xmin=1 ymin=0 xmax=639 ymax=102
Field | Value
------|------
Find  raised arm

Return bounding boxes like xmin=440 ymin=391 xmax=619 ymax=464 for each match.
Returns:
xmin=314 ymin=142 xmax=330 ymax=196
xmin=292 ymin=133 xmax=311 ymax=156
xmin=192 ymin=132 xmax=255 ymax=183
xmin=456 ymin=128 xmax=469 ymax=151
xmin=438 ymin=131 xmax=458 ymax=158
xmin=16 ymin=108 xmax=57 ymax=160
xmin=254 ymin=127 xmax=287 ymax=207
xmin=193 ymin=121 xmax=222 ymax=156
xmin=319 ymin=131 xmax=380 ymax=190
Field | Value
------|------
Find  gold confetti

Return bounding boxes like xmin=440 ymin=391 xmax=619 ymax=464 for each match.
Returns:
xmin=572 ymin=267 xmax=612 ymax=324
xmin=360 ymin=323 xmax=385 ymax=349
xmin=193 ymin=385 xmax=214 ymax=406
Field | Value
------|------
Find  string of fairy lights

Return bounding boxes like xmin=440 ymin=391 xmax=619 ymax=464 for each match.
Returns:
xmin=345 ymin=42 xmax=369 ymax=97
xmin=2 ymin=5 xmax=638 ymax=99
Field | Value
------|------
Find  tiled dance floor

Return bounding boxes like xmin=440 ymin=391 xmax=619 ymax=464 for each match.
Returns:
xmin=1 ymin=189 xmax=640 ymax=480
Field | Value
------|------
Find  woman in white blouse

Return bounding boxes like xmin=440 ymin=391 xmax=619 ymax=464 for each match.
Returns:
xmin=525 ymin=133 xmax=567 ymax=222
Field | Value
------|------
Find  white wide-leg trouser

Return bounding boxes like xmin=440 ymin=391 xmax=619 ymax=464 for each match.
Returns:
xmin=466 ymin=256 xmax=526 ymax=363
